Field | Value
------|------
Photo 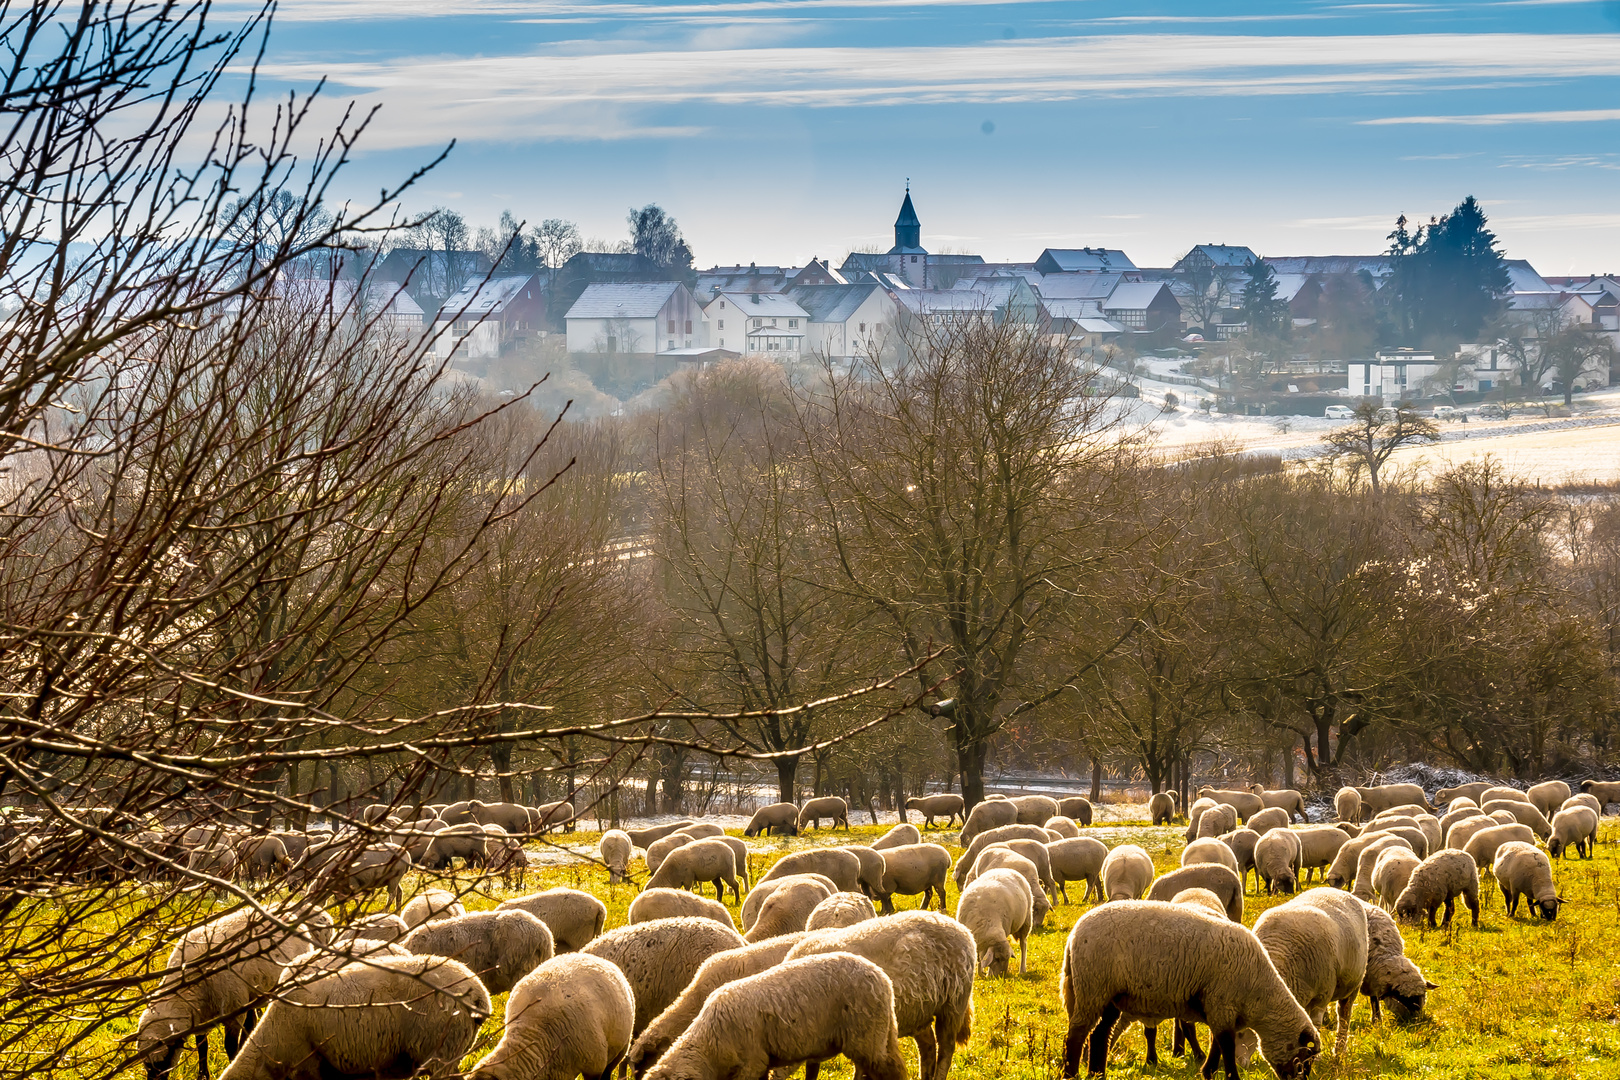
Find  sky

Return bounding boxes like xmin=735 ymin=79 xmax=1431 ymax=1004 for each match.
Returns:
xmin=235 ymin=0 xmax=1620 ymax=274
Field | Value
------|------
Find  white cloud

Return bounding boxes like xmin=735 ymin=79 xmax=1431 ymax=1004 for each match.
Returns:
xmin=1361 ymin=107 xmax=1620 ymax=125
xmin=235 ymin=0 xmax=1078 ymax=21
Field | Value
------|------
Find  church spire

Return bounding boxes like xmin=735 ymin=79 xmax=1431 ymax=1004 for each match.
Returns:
xmin=892 ymin=181 xmax=921 ymax=251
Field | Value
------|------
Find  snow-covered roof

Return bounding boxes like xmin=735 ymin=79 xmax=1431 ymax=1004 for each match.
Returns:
xmin=1504 ymin=259 xmax=1552 ymax=294
xmin=787 ymin=284 xmax=880 ymax=324
xmin=440 ymin=274 xmax=538 ymax=316
xmin=566 ymin=281 xmax=682 ymax=319
xmin=1036 ymin=248 xmax=1138 ymax=273
xmin=1103 ymin=282 xmax=1174 ymax=311
xmin=707 ymin=291 xmax=809 ymax=319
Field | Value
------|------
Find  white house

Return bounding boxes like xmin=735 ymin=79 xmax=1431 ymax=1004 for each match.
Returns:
xmin=431 ymin=273 xmax=546 ymax=359
xmin=1347 ymin=349 xmax=1446 ymax=400
xmin=701 ymin=291 xmax=810 ymax=359
xmin=565 ymin=282 xmax=700 ymax=355
xmin=785 ymin=283 xmax=897 ymax=361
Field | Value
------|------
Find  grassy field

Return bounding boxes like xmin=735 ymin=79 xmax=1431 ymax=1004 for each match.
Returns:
xmin=76 ymin=818 xmax=1620 ymax=1079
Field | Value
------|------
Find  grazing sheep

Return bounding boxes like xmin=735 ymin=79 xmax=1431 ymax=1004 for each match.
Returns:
xmin=420 ymin=827 xmax=488 ymax=873
xmin=1182 ymin=836 xmax=1240 ymax=876
xmin=645 ymin=833 xmax=692 ymax=876
xmin=1526 ymin=780 xmax=1572 ymax=818
xmin=1439 ymin=806 xmax=1486 ymax=845
xmin=1046 ymin=837 xmax=1109 ymax=904
xmin=1481 ymin=785 xmax=1529 ymax=805
xmin=583 ymin=917 xmax=746 ymax=1036
xmin=864 ymin=842 xmax=951 ymax=914
xmin=807 ymin=891 xmax=877 ymax=930
xmin=1394 ymin=849 xmax=1481 ymax=928
xmin=742 ymin=874 xmax=840 ymax=930
xmin=1480 ymin=799 xmax=1553 ymax=840
xmin=1354 ymin=783 xmax=1434 ymax=815
xmin=1182 ymin=797 xmax=1218 ymax=841
xmin=905 ymin=794 xmax=966 ymax=828
xmin=646 ymin=838 xmax=741 ymax=903
xmin=1044 ymin=815 xmax=1082 ymax=838
xmin=988 ymin=838 xmax=1056 ymax=898
xmin=674 ymin=823 xmax=725 ymax=841
xmin=470 ymin=800 xmax=536 ymax=835
xmin=1008 ymin=795 xmax=1060 ymax=825
xmin=1371 ymin=847 xmax=1421 ymax=910
xmin=1445 ymin=814 xmax=1498 ymax=852
xmin=1462 ymin=823 xmax=1536 ymax=870
xmin=629 ymin=888 xmax=736 ymax=928
xmin=785 ymin=911 xmax=977 ymax=1080
xmin=742 ymin=803 xmax=799 ymax=838
xmin=957 ymin=868 xmax=1034 ymax=976
xmin=1170 ymin=888 xmax=1227 ymax=918
xmin=235 ymin=836 xmax=290 ymax=883
xmin=1358 ymin=899 xmax=1435 ymax=1021
xmin=1580 ymin=779 xmax=1620 ymax=811
xmin=1195 ymin=787 xmax=1265 ymax=821
xmin=758 ymin=847 xmax=861 ymax=893
xmin=1057 ymin=797 xmax=1094 ymax=826
xmin=1436 ymin=782 xmax=1493 ymax=806
xmin=626 ymin=820 xmax=699 ymax=849
xmin=280 ymin=939 xmax=412 ymax=983
xmin=1101 ymin=844 xmax=1154 ymax=902
xmin=1195 ymin=803 xmax=1239 ymax=839
xmin=797 ymin=796 xmax=850 ymax=832
xmin=1255 ymin=829 xmax=1303 ymax=895
xmin=1562 ymin=793 xmax=1603 ymax=816
xmin=1245 ymin=807 xmax=1290 ymax=835
xmin=1371 ymin=803 xmax=1430 ymax=822
xmin=488 ymin=833 xmax=530 ymax=890
xmin=1294 ymin=825 xmax=1350 ymax=884
xmin=337 ymin=912 xmax=409 ymax=945
xmin=873 ymin=822 xmax=923 ymax=850
xmin=1253 ymin=889 xmax=1369 ymax=1060
xmin=1325 ymin=832 xmax=1401 ymax=889
xmin=597 ymin=829 xmax=633 ymax=885
xmin=643 ymin=954 xmax=907 ymax=1080
xmin=468 ymin=953 xmax=635 ymax=1080
xmin=1250 ymin=786 xmax=1308 ymax=823
xmin=953 ymin=825 xmax=1057 ymax=888
xmin=402 ymin=909 xmax=555 ymax=995
xmin=531 ymin=800 xmax=577 ymax=833
xmin=1148 ymin=791 xmax=1178 ymax=825
xmin=1334 ymin=787 xmax=1362 ymax=824
xmin=498 ymin=888 xmax=609 ymax=953
xmin=1143 ymin=864 xmax=1244 ymax=921
xmin=1350 ymin=834 xmax=1414 ymax=901
xmin=1218 ymin=828 xmax=1261 ymax=893
xmin=1549 ymin=805 xmax=1600 ymax=859
xmin=957 ymin=799 xmax=1019 ymax=846
xmin=966 ymin=847 xmax=1051 ymax=928
xmin=744 ymin=878 xmax=834 ymax=942
xmin=841 ymin=844 xmax=887 ymax=897
xmin=1493 ymin=841 xmax=1562 ymax=920
xmin=1058 ymin=901 xmax=1320 ymax=1080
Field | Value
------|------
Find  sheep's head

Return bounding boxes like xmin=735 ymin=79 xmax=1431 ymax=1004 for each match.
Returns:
xmin=980 ymin=941 xmax=1011 ymax=977
xmin=1534 ymin=895 xmax=1562 ymax=920
xmin=626 ymin=1032 xmax=671 ymax=1077
xmin=1269 ymin=1027 xmax=1320 ymax=1078
xmin=1274 ymin=873 xmax=1297 ymax=895
xmin=1388 ymin=974 xmax=1437 ymax=1018
xmin=1548 ymin=837 xmax=1565 ymax=858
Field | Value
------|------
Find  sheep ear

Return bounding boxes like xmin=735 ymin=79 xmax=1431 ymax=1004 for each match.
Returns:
xmin=979 ymin=947 xmax=992 ymax=972
xmin=1423 ymin=980 xmax=1439 ymax=989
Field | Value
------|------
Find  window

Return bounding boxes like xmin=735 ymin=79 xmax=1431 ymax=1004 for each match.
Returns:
xmin=684 ymin=320 xmax=692 ymax=335
xmin=606 ymin=336 xmax=617 ymax=354
xmin=453 ymin=318 xmax=470 ymax=331
xmin=769 ymin=318 xmax=777 ymax=327
xmin=668 ymin=339 xmax=675 ymax=349
xmin=720 ymin=301 xmax=726 ymax=309
xmin=788 ymin=319 xmax=797 ymax=328
xmin=859 ymin=322 xmax=866 ymax=333
xmin=753 ymin=318 xmax=761 ymax=329
xmin=718 ymin=320 xmax=725 ymax=329
xmin=911 ymin=255 xmax=918 ymax=263
xmin=668 ymin=319 xmax=676 ymax=334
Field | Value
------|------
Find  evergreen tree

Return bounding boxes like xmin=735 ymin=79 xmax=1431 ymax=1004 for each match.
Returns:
xmin=1385 ymin=196 xmax=1510 ymax=347
xmin=1241 ymin=258 xmax=1288 ymax=335
xmin=628 ymin=204 xmax=694 ymax=274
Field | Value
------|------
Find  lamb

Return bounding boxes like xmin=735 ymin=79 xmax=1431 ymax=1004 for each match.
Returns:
xmin=1195 ymin=803 xmax=1239 ymax=839
xmin=873 ymin=822 xmax=923 ymax=850
xmin=1057 ymin=797 xmax=1094 ymax=825
xmin=1143 ymin=863 xmax=1244 ymax=921
xmin=1101 ymin=844 xmax=1154 ymax=902
xmin=1549 ymin=804 xmax=1600 ymax=859
xmin=1045 ymin=836 xmax=1109 ymax=904
xmin=742 ymin=802 xmax=799 ymax=837
xmin=742 ymin=873 xmax=840 ymax=929
xmin=1436 ymin=782 xmax=1493 ymax=806
xmin=1218 ymin=828 xmax=1261 ymax=893
xmin=966 ymin=847 xmax=1051 ymax=928
xmin=957 ymin=868 xmax=1034 ymax=976
xmin=497 ymin=887 xmax=609 ymax=952
xmin=1182 ymin=836 xmax=1240 ymax=876
xmin=582 ymin=917 xmax=746 ymax=1036
xmin=1244 ymin=806 xmax=1290 ymax=835
xmin=1394 ymin=849 xmax=1481 ymax=928
xmin=1334 ymin=787 xmax=1362 ymax=824
xmin=1480 ymin=798 xmax=1553 ymax=840
xmin=1294 ymin=825 xmax=1350 ymax=884
xmin=1526 ymin=780 xmax=1573 ymax=818
xmin=645 ymin=837 xmax=741 ymax=903
xmin=600 ymin=829 xmax=633 ymax=884
xmin=1194 ymin=786 xmax=1265 ymax=821
xmin=1357 ymin=899 xmax=1435 ymax=1021
xmin=953 ymin=825 xmax=1057 ymax=888
xmin=642 ymin=954 xmax=907 ymax=1080
xmin=629 ymin=887 xmax=737 ymax=928
xmin=1562 ymin=792 xmax=1603 ymax=816
xmin=402 ymin=888 xmax=466 ymax=930
xmin=402 ymin=908 xmax=555 ymax=994
xmin=1148 ymin=791 xmax=1178 ymax=825
xmin=797 ymin=795 xmax=850 ymax=832
xmin=1580 ymin=779 xmax=1620 ymax=811
xmin=1370 ymin=847 xmax=1421 ymax=910
xmin=1254 ymin=828 xmax=1303 ymax=895
xmin=1461 ymin=823 xmax=1536 ymax=870
xmin=1493 ymin=840 xmax=1562 ymax=920
xmin=841 ymin=844 xmax=888 ymax=897
xmin=1354 ymin=783 xmax=1434 ymax=815
xmin=744 ymin=877 xmax=833 ymax=942
xmin=1058 ymin=901 xmax=1320 ymax=1080
xmin=806 ymin=891 xmax=878 ymax=930
xmin=957 ymin=799 xmax=1019 ymax=846
xmin=1250 ymin=786 xmax=1308 ymax=822
xmin=1350 ymin=834 xmax=1414 ymax=901
xmin=757 ymin=847 xmax=860 ymax=893
xmin=467 ymin=953 xmax=635 ymax=1080
xmin=487 ymin=831 xmax=530 ymax=890
xmin=627 ymin=820 xmax=698 ymax=848
xmin=1044 ymin=815 xmax=1082 ymax=838
xmin=905 ymin=794 xmax=966 ymax=828
xmin=1009 ymin=794 xmax=1060 ymax=825
xmin=1253 ymin=889 xmax=1369 ymax=1060
xmin=785 ymin=910 xmax=977 ymax=1080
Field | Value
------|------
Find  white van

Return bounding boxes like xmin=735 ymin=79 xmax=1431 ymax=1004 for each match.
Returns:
xmin=1324 ymin=405 xmax=1354 ymax=419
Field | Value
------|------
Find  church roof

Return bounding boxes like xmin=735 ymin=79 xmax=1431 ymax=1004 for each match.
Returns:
xmin=895 ymin=191 xmax=920 ymax=229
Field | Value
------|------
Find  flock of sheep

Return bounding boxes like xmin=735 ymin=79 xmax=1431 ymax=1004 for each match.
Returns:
xmin=124 ymin=779 xmax=1619 ymax=1080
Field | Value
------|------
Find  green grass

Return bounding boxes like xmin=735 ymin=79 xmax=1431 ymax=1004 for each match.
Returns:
xmin=38 ymin=820 xmax=1620 ymax=1078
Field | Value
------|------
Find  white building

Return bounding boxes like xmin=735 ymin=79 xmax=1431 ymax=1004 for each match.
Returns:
xmin=565 ymin=282 xmax=700 ymax=355
xmin=1347 ymin=350 xmax=1446 ymax=400
xmin=701 ymin=291 xmax=810 ymax=359
xmin=785 ymin=283 xmax=897 ymax=362
xmin=430 ymin=273 xmax=546 ymax=359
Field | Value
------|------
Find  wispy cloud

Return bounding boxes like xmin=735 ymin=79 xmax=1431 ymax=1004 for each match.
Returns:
xmin=239 ymin=0 xmax=1080 ymax=21
xmin=1362 ymin=107 xmax=1620 ymax=125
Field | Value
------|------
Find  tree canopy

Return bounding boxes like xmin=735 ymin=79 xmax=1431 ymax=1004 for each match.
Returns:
xmin=1385 ymin=196 xmax=1510 ymax=348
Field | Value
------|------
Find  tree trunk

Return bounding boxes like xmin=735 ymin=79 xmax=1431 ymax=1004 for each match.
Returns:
xmin=1283 ymin=736 xmax=1296 ymax=789
xmin=1090 ymin=757 xmax=1102 ymax=802
xmin=957 ymin=740 xmax=988 ymax=809
xmin=774 ymin=756 xmax=800 ymax=805
xmin=493 ymin=741 xmax=515 ymax=804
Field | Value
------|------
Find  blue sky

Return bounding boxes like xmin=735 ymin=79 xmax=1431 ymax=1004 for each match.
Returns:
xmin=241 ymin=0 xmax=1620 ymax=273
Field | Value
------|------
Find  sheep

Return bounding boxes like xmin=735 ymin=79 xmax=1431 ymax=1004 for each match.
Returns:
xmin=1439 ymin=806 xmax=1485 ymax=844
xmin=1218 ymin=828 xmax=1261 ymax=893
xmin=785 ymin=910 xmax=977 ymax=1080
xmin=487 ymin=832 xmax=530 ymax=890
xmin=1148 ymin=791 xmax=1178 ymax=825
xmin=1436 ymin=781 xmax=1493 ymax=806
xmin=1493 ymin=840 xmax=1562 ymax=920
xmin=402 ymin=888 xmax=466 ymax=930
xmin=1182 ymin=797 xmax=1218 ymax=841
xmin=1045 ymin=836 xmax=1108 ymax=904
xmin=1462 ymin=822 xmax=1536 ymax=870
xmin=1195 ymin=803 xmax=1239 ymax=839
xmin=1057 ymin=797 xmax=1094 ymax=825
xmin=1355 ymin=783 xmax=1434 ymax=815
xmin=1350 ymin=834 xmax=1414 ymax=901
xmin=267 ymin=831 xmax=310 ymax=863
xmin=953 ymin=825 xmax=1056 ymax=888
xmin=1245 ymin=806 xmax=1290 ymax=835
xmin=498 ymin=888 xmax=609 ymax=952
xmin=582 ymin=917 xmax=746 ymax=1036
xmin=957 ymin=868 xmax=1033 ymax=976
xmin=1294 ymin=825 xmax=1350 ymax=884
xmin=1254 ymin=828 xmax=1303 ymax=895
xmin=1325 ymin=831 xmax=1402 ymax=889
xmin=470 ymin=799 xmax=536 ymax=835
xmin=1058 ymin=901 xmax=1320 ymax=1080
xmin=1170 ymin=888 xmax=1228 ymax=917
xmin=1371 ymin=803 xmax=1431 ymax=821
xmin=1481 ymin=785 xmax=1530 ymax=805
xmin=715 ymin=835 xmax=751 ymax=889
xmin=1580 ymin=779 xmax=1620 ymax=811
xmin=1194 ymin=786 xmax=1265 ymax=821
xmin=1370 ymin=847 xmax=1421 ymax=910
xmin=675 ymin=823 xmax=726 ymax=841
xmin=1480 ymin=798 xmax=1553 ymax=840
xmin=1101 ymin=844 xmax=1154 ymax=902
xmin=1044 ymin=815 xmax=1082 ymax=838
xmin=642 ymin=954 xmax=908 ymax=1080
xmin=1394 ymin=849 xmax=1481 ymax=928
xmin=966 ymin=847 xmax=1051 ymax=927
xmin=1253 ymin=888 xmax=1369 ymax=1060
xmin=1334 ymin=786 xmax=1362 ymax=824
xmin=645 ymin=838 xmax=741 ymax=903
xmin=235 ymin=836 xmax=290 ymax=883
xmin=873 ymin=822 xmax=923 ymax=850
xmin=1562 ymin=792 xmax=1603 ymax=816
xmin=1143 ymin=863 xmax=1244 ymax=921
xmin=337 ymin=912 xmax=409 ymax=945
xmin=743 ymin=803 xmax=800 ymax=837
xmin=600 ymin=829 xmax=633 ymax=884
xmin=1445 ymin=814 xmax=1498 ymax=852
xmin=627 ymin=820 xmax=699 ymax=848
xmin=1355 ymin=899 xmax=1435 ymax=1022
xmin=957 ymin=799 xmax=1019 ymax=846
xmin=420 ymin=827 xmax=488 ymax=873
xmin=987 ymin=838 xmax=1056 ymax=899
xmin=1526 ymin=780 xmax=1572 ymax=818
xmin=758 ymin=847 xmax=860 ymax=893
xmin=742 ymin=873 xmax=840 ymax=930
xmin=468 ymin=953 xmax=635 ymax=1080
xmin=865 ymin=842 xmax=951 ymax=914
xmin=1549 ymin=804 xmax=1600 ymax=859
xmin=402 ymin=908 xmax=555 ymax=995
xmin=1488 ymin=809 xmax=1519 ymax=825
xmin=1250 ymin=786 xmax=1308 ymax=822
xmin=280 ymin=938 xmax=413 ymax=982
xmin=1182 ymin=836 xmax=1240 ymax=876
xmin=807 ymin=891 xmax=877 ymax=930
xmin=1375 ymin=824 xmax=1429 ymax=860
xmin=645 ymin=833 xmax=692 ymax=876
xmin=627 ymin=934 xmax=811 ymax=1075
xmin=797 ymin=795 xmax=850 ymax=832
xmin=629 ymin=887 xmax=736 ymax=928
xmin=1009 ymin=794 xmax=1060 ymax=825
xmin=744 ymin=877 xmax=833 ymax=942
xmin=905 ymin=794 xmax=966 ymax=828
xmin=841 ymin=844 xmax=887 ymax=897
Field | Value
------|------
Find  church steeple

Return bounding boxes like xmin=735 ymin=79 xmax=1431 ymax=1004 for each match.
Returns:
xmin=892 ymin=180 xmax=921 ymax=251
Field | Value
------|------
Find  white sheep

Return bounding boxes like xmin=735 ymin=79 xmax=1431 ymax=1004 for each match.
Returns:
xmin=744 ymin=877 xmax=833 ymax=942
xmin=1526 ymin=780 xmax=1572 ymax=818
xmin=1044 ymin=815 xmax=1082 ymax=838
xmin=806 ymin=891 xmax=877 ymax=930
xmin=1549 ymin=805 xmax=1599 ymax=860
xmin=1562 ymin=792 xmax=1602 ymax=817
xmin=1355 ymin=783 xmax=1433 ymax=815
xmin=1045 ymin=836 xmax=1108 ymax=904
xmin=1358 ymin=899 xmax=1437 ymax=1021
xmin=785 ymin=910 xmax=977 ymax=1080
xmin=1493 ymin=840 xmax=1562 ymax=920
xmin=1350 ymin=834 xmax=1414 ymax=901
xmin=1480 ymin=799 xmax=1553 ymax=840
xmin=757 ymin=848 xmax=861 ymax=893
xmin=336 ymin=912 xmax=408 ymax=945
xmin=1250 ymin=786 xmax=1308 ymax=822
xmin=1436 ymin=782 xmax=1491 ymax=806
xmin=1058 ymin=796 xmax=1094 ymax=825
xmin=1218 ymin=827 xmax=1261 ymax=893
xmin=1334 ymin=787 xmax=1362 ymax=824
xmin=985 ymin=838 xmax=1057 ymax=899
xmin=1370 ymin=847 xmax=1421 ymax=911
xmin=873 ymin=822 xmax=923 ymax=850
xmin=1444 ymin=813 xmax=1496 ymax=852
xmin=1461 ymin=822 xmax=1535 ymax=870
xmin=965 ymin=847 xmax=1050 ymax=928
xmin=1101 ymin=844 xmax=1154 ymax=902
xmin=402 ymin=909 xmax=554 ymax=995
xmin=1439 ymin=805 xmax=1485 ymax=844
xmin=467 ymin=953 xmax=635 ymax=1080
xmin=401 ymin=888 xmax=466 ymax=930
xmin=676 ymin=823 xmax=726 ymax=841
xmin=645 ymin=832 xmax=693 ymax=875
xmin=1254 ymin=828 xmax=1303 ymax=895
xmin=627 ymin=819 xmax=699 ymax=848
xmin=498 ymin=888 xmax=609 ymax=953
xmin=957 ymin=799 xmax=1018 ymax=846
xmin=905 ymin=794 xmax=965 ymax=828
xmin=1143 ymin=863 xmax=1244 ymax=921
xmin=1058 ymin=900 xmax=1320 ymax=1080
xmin=1195 ymin=803 xmax=1239 ymax=839
xmin=741 ymin=873 xmax=840 ymax=930
xmin=629 ymin=887 xmax=736 ymax=928
xmin=953 ymin=825 xmax=1057 ymax=888
xmin=1253 ymin=889 xmax=1369 ymax=1060
xmin=1325 ymin=831 xmax=1408 ymax=889
xmin=1182 ymin=836 xmax=1240 ymax=876
xmin=1293 ymin=825 xmax=1350 ymax=884
xmin=841 ymin=843 xmax=888 ymax=896
xmin=600 ymin=829 xmax=633 ymax=884
xmin=1245 ymin=807 xmax=1291 ymax=835
xmin=642 ymin=954 xmax=908 ymax=1080
xmin=742 ymin=803 xmax=799 ymax=838
xmin=217 ymin=954 xmax=490 ymax=1080
xmin=1195 ymin=787 xmax=1265 ymax=821
xmin=797 ymin=795 xmax=850 ymax=831
xmin=1481 ymin=785 xmax=1530 ymax=805
xmin=582 ymin=916 xmax=747 ymax=1036
xmin=1182 ymin=797 xmax=1218 ymax=841
xmin=1580 ymin=779 xmax=1620 ymax=811
xmin=1009 ymin=794 xmax=1060 ymax=825
xmin=645 ymin=838 xmax=741 ymax=903
xmin=869 ymin=843 xmax=951 ymax=914
xmin=1393 ymin=849 xmax=1481 ymax=928
xmin=1148 ymin=791 xmax=1178 ymax=825
xmin=957 ymin=867 xmax=1034 ymax=976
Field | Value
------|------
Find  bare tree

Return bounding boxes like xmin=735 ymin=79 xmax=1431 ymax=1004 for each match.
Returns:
xmin=1322 ymin=400 xmax=1439 ymax=493
xmin=535 ymin=218 xmax=584 ymax=269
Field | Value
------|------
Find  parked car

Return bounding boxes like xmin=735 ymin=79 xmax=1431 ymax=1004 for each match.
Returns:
xmin=1432 ymin=405 xmax=1461 ymax=421
xmin=1476 ymin=403 xmax=1505 ymax=419
xmin=1324 ymin=405 xmax=1354 ymax=419
xmin=1375 ymin=406 xmax=1399 ymax=422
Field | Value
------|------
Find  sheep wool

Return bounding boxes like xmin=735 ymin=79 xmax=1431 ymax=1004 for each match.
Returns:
xmin=1350 ymin=834 xmax=1413 ymax=901
xmin=1044 ymin=837 xmax=1108 ymax=905
xmin=1246 ymin=807 xmax=1291 ymax=836
xmin=742 ymin=873 xmax=839 ymax=930
xmin=1370 ymin=847 xmax=1421 ymax=911
xmin=1526 ymin=780 xmax=1572 ymax=819
xmin=1044 ymin=815 xmax=1083 ymax=838
xmin=1580 ymin=779 xmax=1620 ymax=810
xmin=1181 ymin=837 xmax=1240 ymax=876
xmin=627 ymin=820 xmax=699 ymax=849
xmin=1143 ymin=863 xmax=1244 ymax=922
xmin=744 ymin=878 xmax=834 ymax=942
xmin=1253 ymin=890 xmax=1369 ymax=1060
xmin=629 ymin=888 xmax=736 ymax=929
xmin=757 ymin=848 xmax=861 ymax=894
xmin=742 ymin=803 xmax=799 ymax=838
xmin=402 ymin=909 xmax=554 ymax=996
xmin=468 ymin=953 xmax=635 ymax=1080
xmin=1218 ymin=828 xmax=1261 ymax=893
xmin=647 ymin=831 xmax=696 ymax=873
xmin=797 ymin=796 xmax=850 ymax=831
xmin=599 ymin=829 xmax=633 ymax=885
xmin=1549 ymin=805 xmax=1599 ymax=860
xmin=583 ymin=917 xmax=746 ymax=1035
xmin=646 ymin=838 xmax=740 ymax=902
xmin=1358 ymin=899 xmax=1437 ymax=1021
xmin=1195 ymin=804 xmax=1239 ymax=839
xmin=966 ymin=847 xmax=1050 ymax=928
xmin=1493 ymin=840 xmax=1561 ymax=920
xmin=1101 ymin=845 xmax=1154 ymax=902
xmin=1461 ymin=823 xmax=1536 ymax=871
xmin=1148 ymin=791 xmax=1178 ymax=826
xmin=840 ymin=844 xmax=888 ymax=897
xmin=1393 ymin=849 xmax=1481 ymax=928
xmin=957 ymin=799 xmax=1019 ymax=847
xmin=1334 ymin=787 xmax=1362 ymax=824
xmin=1250 ymin=786 xmax=1309 ymax=822
xmin=497 ymin=888 xmax=609 ymax=953
xmin=807 ymin=892 xmax=878 ymax=931
xmin=953 ymin=825 xmax=1059 ymax=889
xmin=1254 ymin=829 xmax=1304 ymax=896
xmin=904 ymin=795 xmax=965 ymax=829
xmin=870 ymin=844 xmax=952 ymax=914
xmin=1293 ymin=825 xmax=1350 ymax=885
xmin=1195 ymin=787 xmax=1265 ymax=821
xmin=873 ymin=822 xmax=923 ymax=850
xmin=1058 ymin=797 xmax=1094 ymax=826
xmin=956 ymin=868 xmax=1034 ymax=976
xmin=401 ymin=889 xmax=466 ymax=930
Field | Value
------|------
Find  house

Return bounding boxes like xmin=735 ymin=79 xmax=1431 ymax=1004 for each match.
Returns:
xmin=1264 ymin=255 xmax=1391 ymax=288
xmin=1174 ymin=244 xmax=1257 ymax=273
xmin=895 ymin=278 xmax=1046 ymax=330
xmin=1033 ymin=248 xmax=1138 ymax=275
xmin=551 ymin=251 xmax=666 ymax=328
xmin=1504 ymin=259 xmax=1553 ymax=295
xmin=785 ymin=283 xmax=897 ymax=361
xmin=787 ymin=258 xmax=848 ymax=287
xmin=565 ymin=281 xmax=701 ymax=356
xmin=234 ymin=275 xmax=425 ymax=333
xmin=701 ymin=291 xmax=811 ymax=358
xmin=1101 ymin=281 xmax=1181 ymax=331
xmin=431 ymin=273 xmax=547 ymax=359
xmin=695 ymin=263 xmax=797 ymax=300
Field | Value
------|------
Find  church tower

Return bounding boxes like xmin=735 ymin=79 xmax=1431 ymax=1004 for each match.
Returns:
xmin=890 ymin=182 xmax=922 ymax=253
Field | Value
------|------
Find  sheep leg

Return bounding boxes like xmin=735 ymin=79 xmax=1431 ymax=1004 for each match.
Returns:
xmin=1143 ymin=1024 xmax=1159 ymax=1066
xmin=1019 ymin=932 xmax=1028 ymax=975
xmin=196 ymin=1029 xmax=211 ymax=1080
xmin=806 ymin=1062 xmax=820 ymax=1080
xmin=1086 ymin=1005 xmax=1119 ymax=1077
xmin=1173 ymin=1021 xmax=1203 ymax=1060
xmin=1335 ymin=998 xmax=1353 ymax=1057
xmin=222 ymin=1016 xmax=242 ymax=1059
xmin=1368 ymin=995 xmax=1382 ymax=1023
xmin=1062 ymin=1015 xmax=1091 ymax=1078
xmin=1465 ymin=890 xmax=1479 ymax=927
xmin=913 ymin=1027 xmax=939 ymax=1080
xmin=1440 ymin=898 xmax=1455 ymax=928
